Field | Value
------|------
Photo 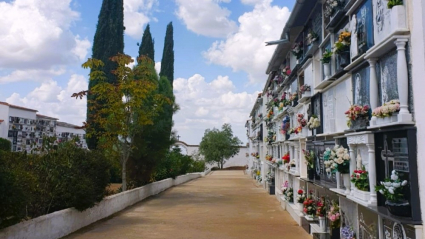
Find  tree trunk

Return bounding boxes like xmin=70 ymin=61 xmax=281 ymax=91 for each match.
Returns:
xmin=122 ymin=159 xmax=127 ymax=191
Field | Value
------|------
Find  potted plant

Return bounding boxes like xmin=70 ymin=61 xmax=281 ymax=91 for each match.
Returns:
xmin=324 ymin=0 xmax=342 ymax=19
xmin=306 ymin=30 xmax=319 ymax=46
xmin=387 ymin=0 xmax=402 ymax=8
xmin=324 ymin=145 xmax=351 ymax=194
xmin=375 ymin=170 xmax=411 ymax=217
xmin=327 ymin=200 xmax=341 ymax=239
xmin=296 ymin=189 xmax=306 ymax=211
xmin=292 ymin=42 xmax=304 ymax=60
xmin=299 ymin=84 xmax=311 ymax=96
xmin=345 ymin=104 xmax=371 ymax=130
xmin=285 ymin=187 xmax=294 ymax=203
xmin=334 ymin=30 xmax=351 ymax=67
xmin=307 ymin=115 xmax=321 ymax=130
xmin=372 ymin=99 xmax=400 ymax=124
xmin=282 ymin=152 xmax=290 ymax=165
xmin=303 ymin=149 xmax=315 ymax=180
xmin=350 ymin=166 xmax=370 ymax=201
xmin=303 ymin=196 xmax=316 ymax=219
xmin=316 ymin=197 xmax=327 ymax=232
xmin=321 ymin=49 xmax=333 ymax=78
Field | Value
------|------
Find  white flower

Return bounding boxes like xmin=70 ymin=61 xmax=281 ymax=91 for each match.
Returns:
xmin=380 ymin=181 xmax=384 ymax=185
xmin=402 ymin=180 xmax=408 ymax=186
xmin=391 ymin=174 xmax=398 ymax=181
xmin=379 ymin=189 xmax=384 ymax=194
xmin=392 ymin=182 xmax=401 ymax=188
xmin=326 ymin=168 xmax=331 ymax=173
xmin=388 ymin=187 xmax=395 ymax=194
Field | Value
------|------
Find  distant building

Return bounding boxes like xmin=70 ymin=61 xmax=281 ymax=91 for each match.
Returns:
xmin=0 ymin=101 xmax=86 ymax=152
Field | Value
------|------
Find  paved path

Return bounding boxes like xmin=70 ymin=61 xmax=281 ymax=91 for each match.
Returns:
xmin=64 ymin=171 xmax=311 ymax=239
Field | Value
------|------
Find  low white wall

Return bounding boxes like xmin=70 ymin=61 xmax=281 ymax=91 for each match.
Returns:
xmin=0 ymin=173 xmax=203 ymax=239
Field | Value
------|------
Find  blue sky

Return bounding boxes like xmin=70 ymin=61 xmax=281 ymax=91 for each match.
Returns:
xmin=0 ymin=0 xmax=294 ymax=144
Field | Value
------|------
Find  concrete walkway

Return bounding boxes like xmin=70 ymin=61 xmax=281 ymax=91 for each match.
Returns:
xmin=64 ymin=171 xmax=311 ymax=239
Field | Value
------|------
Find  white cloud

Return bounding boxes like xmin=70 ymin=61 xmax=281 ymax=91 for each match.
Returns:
xmin=6 ymin=75 xmax=88 ymax=125
xmin=175 ymin=0 xmax=238 ymax=38
xmin=0 ymin=0 xmax=91 ymax=70
xmin=0 ymin=68 xmax=66 ymax=84
xmin=173 ymin=74 xmax=258 ymax=144
xmin=203 ymin=2 xmax=290 ymax=83
xmin=124 ymin=0 xmax=158 ymax=39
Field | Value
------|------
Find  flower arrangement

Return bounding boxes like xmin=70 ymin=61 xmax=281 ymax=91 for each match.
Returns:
xmin=292 ymin=42 xmax=304 ymax=59
xmin=341 ymin=226 xmax=356 ymax=239
xmin=387 ymin=0 xmax=403 ymax=9
xmin=281 ymin=116 xmax=290 ymax=135
xmin=321 ymin=49 xmax=333 ymax=63
xmin=375 ymin=170 xmax=408 ymax=203
xmin=345 ymin=104 xmax=370 ymax=127
xmin=302 ymin=149 xmax=315 ymax=169
xmin=266 ymin=171 xmax=274 ymax=182
xmin=297 ymin=113 xmax=307 ymax=127
xmin=323 ymin=145 xmax=350 ymax=174
xmin=282 ymin=152 xmax=290 ymax=164
xmin=299 ymin=84 xmax=311 ymax=94
xmin=372 ymin=99 xmax=400 ymax=118
xmin=288 ymin=127 xmax=295 ymax=135
xmin=285 ymin=187 xmax=294 ymax=202
xmin=266 ymin=108 xmax=274 ymax=119
xmin=351 ymin=166 xmax=370 ymax=191
xmin=324 ymin=0 xmax=342 ymax=18
xmin=307 ymin=115 xmax=320 ymax=129
xmin=251 ymin=152 xmax=260 ymax=159
xmin=265 ymin=154 xmax=273 ymax=161
xmin=296 ymin=189 xmax=306 ymax=203
xmin=281 ymin=180 xmax=289 ymax=193
xmin=289 ymin=159 xmax=296 ymax=167
xmin=282 ymin=66 xmax=292 ymax=76
xmin=334 ymin=30 xmax=351 ymax=54
xmin=316 ymin=197 xmax=326 ymax=217
xmin=276 ymin=158 xmax=283 ymax=166
xmin=303 ymin=196 xmax=316 ymax=217
xmin=290 ymin=92 xmax=298 ymax=102
xmin=327 ymin=200 xmax=341 ymax=229
xmin=306 ymin=30 xmax=319 ymax=46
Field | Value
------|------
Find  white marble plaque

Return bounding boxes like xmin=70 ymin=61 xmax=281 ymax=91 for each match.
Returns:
xmin=373 ymin=0 xmax=392 ymax=44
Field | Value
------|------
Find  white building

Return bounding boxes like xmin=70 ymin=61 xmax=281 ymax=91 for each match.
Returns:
xmin=247 ymin=0 xmax=424 ymax=238
xmin=0 ymin=101 xmax=87 ymax=152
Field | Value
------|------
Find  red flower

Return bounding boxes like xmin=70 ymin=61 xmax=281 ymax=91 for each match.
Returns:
xmin=298 ymin=189 xmax=303 ymax=194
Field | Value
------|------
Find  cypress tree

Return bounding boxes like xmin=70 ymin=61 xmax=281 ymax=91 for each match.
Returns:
xmin=160 ymin=22 xmax=174 ymax=86
xmin=87 ymin=0 xmax=124 ymax=149
xmin=138 ymin=24 xmax=155 ymax=61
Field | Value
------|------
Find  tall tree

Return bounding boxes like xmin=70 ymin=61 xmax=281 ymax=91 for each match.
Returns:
xmin=86 ymin=0 xmax=124 ymax=149
xmin=138 ymin=24 xmax=155 ymax=61
xmin=199 ymin=124 xmax=242 ymax=169
xmin=74 ymin=54 xmax=169 ymax=191
xmin=160 ymin=22 xmax=174 ymax=86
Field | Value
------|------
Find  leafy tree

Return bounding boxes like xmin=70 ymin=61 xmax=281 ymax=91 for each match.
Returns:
xmin=87 ymin=0 xmax=124 ymax=149
xmin=199 ymin=124 xmax=242 ymax=169
xmin=73 ymin=54 xmax=169 ymax=191
xmin=138 ymin=24 xmax=155 ymax=61
xmin=160 ymin=22 xmax=174 ymax=86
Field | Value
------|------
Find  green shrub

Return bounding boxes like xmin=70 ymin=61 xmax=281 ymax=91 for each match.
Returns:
xmin=0 ymin=138 xmax=112 ymax=228
xmin=0 ymin=138 xmax=11 ymax=152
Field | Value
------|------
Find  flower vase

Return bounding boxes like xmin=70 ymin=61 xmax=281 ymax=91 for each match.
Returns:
xmin=342 ymin=173 xmax=351 ymax=195
xmin=385 ymin=200 xmax=412 ymax=217
xmin=338 ymin=51 xmax=350 ymax=67
xmin=323 ymin=63 xmax=331 ymax=78
xmin=298 ymin=203 xmax=304 ymax=212
xmin=307 ymin=168 xmax=315 ymax=180
xmin=319 ymin=216 xmax=326 ymax=232
xmin=391 ymin=5 xmax=407 ymax=32
xmin=383 ymin=116 xmax=391 ymax=124
xmin=331 ymin=227 xmax=341 ymax=239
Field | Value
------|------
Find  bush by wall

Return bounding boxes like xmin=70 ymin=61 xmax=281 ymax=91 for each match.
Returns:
xmin=0 ymin=138 xmax=11 ymax=152
xmin=0 ymin=140 xmax=112 ymax=229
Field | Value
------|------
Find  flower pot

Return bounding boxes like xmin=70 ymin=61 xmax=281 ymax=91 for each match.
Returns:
xmin=391 ymin=113 xmax=398 ymax=123
xmin=385 ymin=200 xmax=412 ymax=217
xmin=350 ymin=117 xmax=369 ymax=130
xmin=308 ymin=168 xmax=315 ymax=180
xmin=331 ymin=227 xmax=341 ymax=239
xmin=342 ymin=173 xmax=351 ymax=195
xmin=338 ymin=51 xmax=351 ymax=67
xmin=383 ymin=116 xmax=391 ymax=124
xmin=353 ymin=188 xmax=370 ymax=202
xmin=323 ymin=63 xmax=331 ymax=78
xmin=319 ymin=216 xmax=326 ymax=232
xmin=298 ymin=202 xmax=304 ymax=211
xmin=391 ymin=5 xmax=407 ymax=32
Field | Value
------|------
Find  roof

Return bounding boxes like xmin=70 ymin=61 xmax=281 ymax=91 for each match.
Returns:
xmin=36 ymin=114 xmax=59 ymax=120
xmin=0 ymin=101 xmax=38 ymax=112
xmin=57 ymin=121 xmax=84 ymax=129
xmin=266 ymin=0 xmax=319 ymax=74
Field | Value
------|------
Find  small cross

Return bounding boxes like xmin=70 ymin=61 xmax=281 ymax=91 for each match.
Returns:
xmin=177 ymin=135 xmax=180 ymax=141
